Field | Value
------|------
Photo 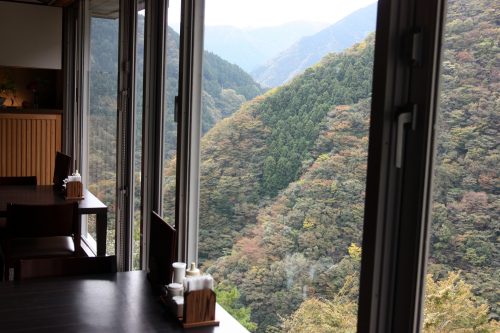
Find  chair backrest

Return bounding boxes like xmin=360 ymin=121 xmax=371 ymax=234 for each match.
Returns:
xmin=53 ymin=152 xmax=72 ymax=190
xmin=16 ymin=255 xmax=117 ymax=280
xmin=148 ymin=211 xmax=177 ymax=286
xmin=6 ymin=202 xmax=80 ymax=243
xmin=0 ymin=176 xmax=37 ymax=186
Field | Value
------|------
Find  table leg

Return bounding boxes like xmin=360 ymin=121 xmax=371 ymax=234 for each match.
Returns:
xmin=96 ymin=211 xmax=108 ymax=256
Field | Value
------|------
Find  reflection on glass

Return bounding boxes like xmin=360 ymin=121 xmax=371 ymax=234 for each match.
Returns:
xmin=423 ymin=0 xmax=499 ymax=331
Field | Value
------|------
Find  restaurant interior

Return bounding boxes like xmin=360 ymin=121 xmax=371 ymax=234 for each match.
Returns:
xmin=0 ymin=0 xmax=467 ymax=332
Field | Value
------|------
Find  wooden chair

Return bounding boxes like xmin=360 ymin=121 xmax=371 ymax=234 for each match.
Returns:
xmin=15 ymin=255 xmax=117 ymax=280
xmin=0 ymin=176 xmax=37 ymax=278
xmin=0 ymin=176 xmax=37 ymax=186
xmin=2 ymin=202 xmax=81 ymax=280
xmin=53 ymin=152 xmax=72 ymax=191
xmin=148 ymin=211 xmax=177 ymax=288
xmin=0 ymin=177 xmax=37 ymax=230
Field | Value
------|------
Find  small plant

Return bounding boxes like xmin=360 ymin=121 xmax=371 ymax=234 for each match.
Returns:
xmin=0 ymin=72 xmax=17 ymax=106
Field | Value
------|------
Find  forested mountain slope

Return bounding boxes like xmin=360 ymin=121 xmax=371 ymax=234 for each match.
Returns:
xmin=89 ymin=17 xmax=264 ymax=141
xmin=163 ymin=36 xmax=375 ymax=259
xmin=207 ymin=99 xmax=372 ymax=330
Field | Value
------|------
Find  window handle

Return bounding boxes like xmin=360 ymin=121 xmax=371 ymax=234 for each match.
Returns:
xmin=395 ymin=104 xmax=417 ymax=168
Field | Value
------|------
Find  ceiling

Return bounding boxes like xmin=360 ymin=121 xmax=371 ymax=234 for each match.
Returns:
xmin=3 ymin=0 xmax=122 ymax=18
xmin=3 ymin=0 xmax=75 ymax=7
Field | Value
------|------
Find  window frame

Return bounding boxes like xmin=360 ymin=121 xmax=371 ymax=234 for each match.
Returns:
xmin=358 ymin=0 xmax=448 ymax=331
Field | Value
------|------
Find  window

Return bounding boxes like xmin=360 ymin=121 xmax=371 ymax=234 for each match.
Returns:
xmin=184 ymin=2 xmax=380 ymax=331
xmin=162 ymin=0 xmax=181 ymax=223
xmin=84 ymin=0 xmax=120 ymax=255
xmin=132 ymin=1 xmax=146 ymax=270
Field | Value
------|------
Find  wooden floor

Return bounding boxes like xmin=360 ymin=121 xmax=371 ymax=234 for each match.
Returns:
xmin=0 ymin=271 xmax=248 ymax=333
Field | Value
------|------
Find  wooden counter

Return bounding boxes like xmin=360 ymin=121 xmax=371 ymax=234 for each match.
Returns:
xmin=0 ymin=111 xmax=62 ymax=185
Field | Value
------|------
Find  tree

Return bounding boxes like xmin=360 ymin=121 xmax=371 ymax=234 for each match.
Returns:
xmin=423 ymin=272 xmax=499 ymax=333
xmin=215 ymin=283 xmax=258 ymax=332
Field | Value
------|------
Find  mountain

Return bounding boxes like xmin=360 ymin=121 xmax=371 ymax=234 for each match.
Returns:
xmin=251 ymin=3 xmax=377 ymax=87
xmin=89 ymin=18 xmax=265 ymax=163
xmin=204 ymin=21 xmax=328 ymax=72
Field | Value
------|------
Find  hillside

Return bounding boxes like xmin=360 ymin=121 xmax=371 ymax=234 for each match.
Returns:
xmin=251 ymin=3 xmax=377 ymax=87
xmin=89 ymin=18 xmax=264 ymax=143
xmin=207 ymin=98 xmax=372 ymax=330
xmin=163 ymin=36 xmax=375 ymax=258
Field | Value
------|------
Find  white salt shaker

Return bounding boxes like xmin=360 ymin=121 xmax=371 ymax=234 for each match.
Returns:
xmin=172 ymin=262 xmax=186 ymax=284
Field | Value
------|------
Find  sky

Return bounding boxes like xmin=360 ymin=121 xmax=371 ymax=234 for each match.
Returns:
xmin=168 ymin=0 xmax=377 ymax=28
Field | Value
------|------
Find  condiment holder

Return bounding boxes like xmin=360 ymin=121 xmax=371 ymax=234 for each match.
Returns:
xmin=161 ymin=262 xmax=219 ymax=328
xmin=64 ymin=170 xmax=83 ymax=200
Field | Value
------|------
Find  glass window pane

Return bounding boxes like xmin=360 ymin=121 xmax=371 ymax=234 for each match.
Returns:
xmin=424 ymin=0 xmax=499 ymax=330
xmin=133 ymin=1 xmax=146 ymax=270
xmin=162 ymin=0 xmax=181 ymax=223
xmin=194 ymin=1 xmax=378 ymax=331
xmin=86 ymin=0 xmax=120 ymax=255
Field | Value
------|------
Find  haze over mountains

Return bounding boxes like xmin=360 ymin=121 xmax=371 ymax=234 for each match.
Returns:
xmin=204 ymin=21 xmax=328 ymax=72
xmin=251 ymin=3 xmax=377 ymax=87
xmin=203 ymin=3 xmax=377 ymax=87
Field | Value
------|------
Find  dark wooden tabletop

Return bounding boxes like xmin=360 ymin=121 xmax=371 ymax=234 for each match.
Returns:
xmin=0 ymin=271 xmax=248 ymax=333
xmin=0 ymin=185 xmax=109 ymax=255
xmin=0 ymin=185 xmax=107 ymax=217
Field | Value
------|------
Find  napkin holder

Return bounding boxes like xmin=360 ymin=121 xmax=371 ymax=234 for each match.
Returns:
xmin=65 ymin=181 xmax=83 ymax=200
xmin=182 ymin=289 xmax=219 ymax=328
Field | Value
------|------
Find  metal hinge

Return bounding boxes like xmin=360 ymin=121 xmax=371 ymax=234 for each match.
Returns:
xmin=395 ymin=104 xmax=418 ymax=168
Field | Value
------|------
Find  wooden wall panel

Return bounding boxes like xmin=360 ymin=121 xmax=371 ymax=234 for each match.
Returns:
xmin=0 ymin=113 xmax=62 ymax=185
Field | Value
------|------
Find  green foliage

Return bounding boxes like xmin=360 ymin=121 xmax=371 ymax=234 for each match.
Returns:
xmin=423 ymin=272 xmax=500 ymax=332
xmin=279 ymin=297 xmax=357 ymax=333
xmin=259 ymin=37 xmax=374 ymax=197
xmin=215 ymin=283 xmax=258 ymax=332
xmin=279 ymin=269 xmax=499 ymax=333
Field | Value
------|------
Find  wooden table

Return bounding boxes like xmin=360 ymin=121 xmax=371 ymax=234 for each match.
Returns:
xmin=0 ymin=185 xmax=108 ymax=256
xmin=0 ymin=271 xmax=248 ymax=333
